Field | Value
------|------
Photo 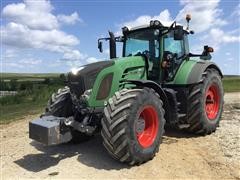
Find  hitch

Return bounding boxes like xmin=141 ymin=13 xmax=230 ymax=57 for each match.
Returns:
xmin=64 ymin=116 xmax=96 ymax=135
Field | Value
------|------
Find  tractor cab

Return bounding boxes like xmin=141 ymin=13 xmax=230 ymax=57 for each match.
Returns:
xmin=123 ymin=22 xmax=190 ymax=83
xmin=98 ymin=20 xmax=190 ymax=83
xmin=98 ymin=16 xmax=213 ymax=84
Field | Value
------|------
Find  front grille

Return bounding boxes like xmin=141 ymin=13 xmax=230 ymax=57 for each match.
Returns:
xmin=67 ymin=73 xmax=85 ymax=97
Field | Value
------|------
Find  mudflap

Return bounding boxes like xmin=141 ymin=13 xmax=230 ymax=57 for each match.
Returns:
xmin=29 ymin=116 xmax=72 ymax=145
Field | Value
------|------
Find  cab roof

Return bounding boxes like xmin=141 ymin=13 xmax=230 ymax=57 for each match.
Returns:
xmin=127 ymin=21 xmax=183 ymax=31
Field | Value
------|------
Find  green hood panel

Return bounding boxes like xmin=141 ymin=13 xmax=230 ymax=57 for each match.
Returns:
xmin=87 ymin=56 xmax=146 ymax=107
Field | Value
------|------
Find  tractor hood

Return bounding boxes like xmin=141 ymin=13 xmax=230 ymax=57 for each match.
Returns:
xmin=67 ymin=61 xmax=114 ymax=97
xmin=67 ymin=56 xmax=146 ymax=101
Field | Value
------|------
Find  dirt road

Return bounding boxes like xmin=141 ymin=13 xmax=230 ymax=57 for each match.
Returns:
xmin=1 ymin=93 xmax=240 ymax=179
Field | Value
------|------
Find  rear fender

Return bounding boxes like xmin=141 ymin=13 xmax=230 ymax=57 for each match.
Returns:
xmin=187 ymin=61 xmax=223 ymax=84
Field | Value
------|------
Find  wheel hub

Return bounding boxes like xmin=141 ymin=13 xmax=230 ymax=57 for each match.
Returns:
xmin=205 ymin=84 xmax=220 ymax=120
xmin=135 ymin=105 xmax=159 ymax=148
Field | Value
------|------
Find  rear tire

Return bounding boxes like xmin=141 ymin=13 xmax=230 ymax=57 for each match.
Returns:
xmin=45 ymin=86 xmax=91 ymax=143
xmin=186 ymin=68 xmax=224 ymax=134
xmin=101 ymin=88 xmax=165 ymax=165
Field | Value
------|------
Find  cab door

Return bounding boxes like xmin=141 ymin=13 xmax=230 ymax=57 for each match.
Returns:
xmin=161 ymin=33 xmax=188 ymax=82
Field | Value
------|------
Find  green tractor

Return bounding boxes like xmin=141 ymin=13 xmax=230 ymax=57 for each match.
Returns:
xmin=29 ymin=15 xmax=224 ymax=165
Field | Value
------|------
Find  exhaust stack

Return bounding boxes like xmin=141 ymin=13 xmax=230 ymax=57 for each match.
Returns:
xmin=108 ymin=31 xmax=116 ymax=59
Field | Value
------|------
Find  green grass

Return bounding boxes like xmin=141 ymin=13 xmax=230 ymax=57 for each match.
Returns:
xmin=0 ymin=86 xmax=61 ymax=124
xmin=223 ymin=76 xmax=240 ymax=92
xmin=1 ymin=73 xmax=60 ymax=79
xmin=0 ymin=73 xmax=63 ymax=124
xmin=0 ymin=85 xmax=62 ymax=124
xmin=0 ymin=102 xmax=45 ymax=124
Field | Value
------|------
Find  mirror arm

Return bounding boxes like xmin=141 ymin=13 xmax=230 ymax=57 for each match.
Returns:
xmin=98 ymin=37 xmax=110 ymax=42
xmin=188 ymin=53 xmax=212 ymax=60
xmin=188 ymin=53 xmax=202 ymax=57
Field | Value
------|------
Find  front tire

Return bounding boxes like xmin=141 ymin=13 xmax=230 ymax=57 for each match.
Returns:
xmin=186 ymin=68 xmax=224 ymax=134
xmin=45 ymin=87 xmax=73 ymax=117
xmin=101 ymin=88 xmax=165 ymax=165
xmin=45 ymin=86 xmax=91 ymax=143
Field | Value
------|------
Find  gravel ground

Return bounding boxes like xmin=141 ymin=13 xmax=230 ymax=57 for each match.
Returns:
xmin=212 ymin=103 xmax=240 ymax=164
xmin=0 ymin=93 xmax=239 ymax=179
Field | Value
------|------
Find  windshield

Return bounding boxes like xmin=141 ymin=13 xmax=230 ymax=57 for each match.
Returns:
xmin=124 ymin=29 xmax=160 ymax=58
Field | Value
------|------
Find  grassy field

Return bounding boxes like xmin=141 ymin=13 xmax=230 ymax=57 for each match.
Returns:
xmin=1 ymin=73 xmax=60 ymax=79
xmin=0 ymin=73 xmax=63 ymax=124
xmin=223 ymin=76 xmax=240 ymax=92
xmin=0 ymin=86 xmax=62 ymax=124
xmin=0 ymin=73 xmax=239 ymax=124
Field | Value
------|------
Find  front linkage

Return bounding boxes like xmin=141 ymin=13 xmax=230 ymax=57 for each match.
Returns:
xmin=29 ymin=86 xmax=102 ymax=145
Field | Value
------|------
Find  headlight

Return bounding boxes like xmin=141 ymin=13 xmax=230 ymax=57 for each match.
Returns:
xmin=71 ymin=66 xmax=84 ymax=75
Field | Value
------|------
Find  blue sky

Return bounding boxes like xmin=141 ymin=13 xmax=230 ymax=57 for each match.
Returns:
xmin=1 ymin=0 xmax=239 ymax=75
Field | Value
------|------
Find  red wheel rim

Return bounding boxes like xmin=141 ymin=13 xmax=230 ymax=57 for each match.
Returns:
xmin=135 ymin=105 xmax=159 ymax=148
xmin=205 ymin=84 xmax=220 ymax=120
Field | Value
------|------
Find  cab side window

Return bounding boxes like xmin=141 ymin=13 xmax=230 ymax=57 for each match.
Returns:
xmin=164 ymin=36 xmax=184 ymax=58
xmin=162 ymin=33 xmax=186 ymax=82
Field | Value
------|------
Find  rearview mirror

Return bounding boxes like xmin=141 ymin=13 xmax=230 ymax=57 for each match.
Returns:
xmin=200 ymin=46 xmax=214 ymax=60
xmin=174 ymin=25 xmax=184 ymax=40
xmin=206 ymin=46 xmax=214 ymax=53
xmin=98 ymin=41 xmax=103 ymax=53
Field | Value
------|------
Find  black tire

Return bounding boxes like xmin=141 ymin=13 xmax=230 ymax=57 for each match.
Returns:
xmin=101 ymin=88 xmax=165 ymax=165
xmin=45 ymin=87 xmax=73 ymax=117
xmin=186 ymin=68 xmax=224 ymax=134
xmin=45 ymin=86 xmax=91 ymax=143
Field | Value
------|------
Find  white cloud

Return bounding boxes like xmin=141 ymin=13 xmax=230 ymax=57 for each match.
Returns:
xmin=176 ymin=0 xmax=226 ymax=33
xmin=1 ymin=22 xmax=79 ymax=50
xmin=3 ymin=49 xmax=17 ymax=59
xmin=4 ymin=62 xmax=24 ymax=69
xmin=57 ymin=12 xmax=83 ymax=25
xmin=176 ymin=1 xmax=239 ymax=52
xmin=205 ymin=28 xmax=240 ymax=50
xmin=2 ymin=58 xmax=42 ymax=69
xmin=19 ymin=58 xmax=42 ymax=65
xmin=65 ymin=60 xmax=83 ymax=68
xmin=1 ymin=0 xmax=85 ymax=63
xmin=118 ymin=1 xmax=225 ymax=34
xmin=2 ymin=0 xmax=58 ymax=30
xmin=86 ymin=57 xmax=100 ymax=63
xmin=120 ymin=9 xmax=173 ymax=29
xmin=61 ymin=49 xmax=100 ymax=64
xmin=62 ymin=50 xmax=87 ymax=61
xmin=225 ymin=52 xmax=231 ymax=56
